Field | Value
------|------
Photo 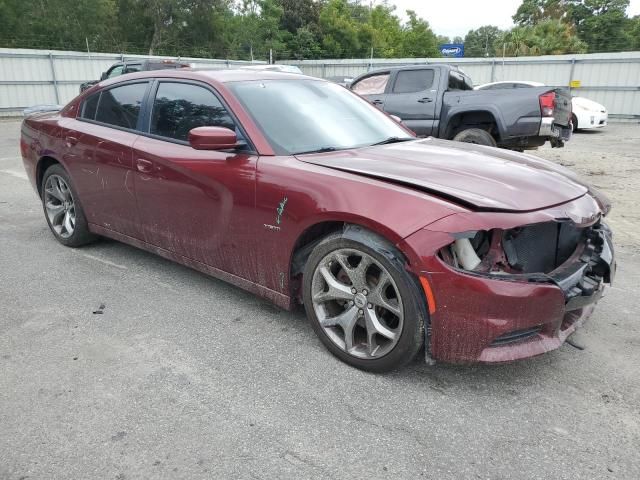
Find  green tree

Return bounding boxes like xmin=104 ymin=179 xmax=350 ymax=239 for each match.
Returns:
xmin=318 ymin=0 xmax=362 ymax=57
xmin=528 ymin=18 xmax=587 ymax=53
xmin=464 ymin=26 xmax=504 ymax=57
xmin=400 ymin=11 xmax=439 ymax=57
xmin=498 ymin=19 xmax=586 ymax=56
xmin=513 ymin=0 xmax=569 ymax=26
xmin=275 ymin=0 xmax=321 ymax=34
xmin=567 ymin=0 xmax=632 ymax=52
xmin=0 ymin=0 xmax=118 ymax=51
xmin=625 ymin=15 xmax=640 ymax=49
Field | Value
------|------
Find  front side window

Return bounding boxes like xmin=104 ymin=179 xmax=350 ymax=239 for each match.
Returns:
xmin=95 ymin=82 xmax=148 ymax=129
xmin=392 ymin=69 xmax=434 ymax=94
xmin=229 ymin=79 xmax=413 ymax=155
xmin=351 ymin=73 xmax=390 ymax=95
xmin=150 ymin=82 xmax=237 ymax=142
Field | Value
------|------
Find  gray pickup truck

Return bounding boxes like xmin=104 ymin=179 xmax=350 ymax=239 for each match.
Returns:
xmin=350 ymin=64 xmax=572 ymax=150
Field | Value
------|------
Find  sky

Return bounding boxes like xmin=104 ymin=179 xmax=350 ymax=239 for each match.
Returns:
xmin=390 ymin=0 xmax=640 ymax=39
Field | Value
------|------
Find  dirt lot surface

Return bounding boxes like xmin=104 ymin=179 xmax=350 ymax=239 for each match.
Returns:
xmin=1 ymin=120 xmax=639 ymax=480
xmin=536 ymin=125 xmax=640 ymax=250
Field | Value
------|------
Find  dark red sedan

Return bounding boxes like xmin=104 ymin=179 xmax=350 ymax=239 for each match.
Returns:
xmin=20 ymin=69 xmax=615 ymax=371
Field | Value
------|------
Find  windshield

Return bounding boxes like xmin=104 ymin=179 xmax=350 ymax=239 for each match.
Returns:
xmin=228 ymin=79 xmax=413 ymax=155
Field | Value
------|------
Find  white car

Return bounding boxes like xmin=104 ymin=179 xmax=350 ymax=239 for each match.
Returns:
xmin=475 ymin=81 xmax=608 ymax=132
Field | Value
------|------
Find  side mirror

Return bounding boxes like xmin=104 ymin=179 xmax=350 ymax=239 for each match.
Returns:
xmin=100 ymin=72 xmax=108 ymax=81
xmin=189 ymin=126 xmax=238 ymax=150
xmin=390 ymin=115 xmax=402 ymax=123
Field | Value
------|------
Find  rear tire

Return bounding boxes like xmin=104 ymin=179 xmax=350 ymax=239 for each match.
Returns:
xmin=453 ymin=128 xmax=497 ymax=147
xmin=302 ymin=228 xmax=425 ymax=372
xmin=41 ymin=164 xmax=96 ymax=247
xmin=572 ymin=114 xmax=579 ymax=133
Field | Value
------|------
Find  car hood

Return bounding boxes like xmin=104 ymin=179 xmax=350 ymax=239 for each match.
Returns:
xmin=573 ymin=96 xmax=606 ymax=112
xmin=296 ymin=138 xmax=589 ymax=212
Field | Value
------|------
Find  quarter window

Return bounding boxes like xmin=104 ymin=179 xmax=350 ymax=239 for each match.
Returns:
xmin=95 ymin=82 xmax=148 ymax=129
xmin=81 ymin=92 xmax=100 ymax=120
xmin=351 ymin=73 xmax=390 ymax=95
xmin=392 ymin=69 xmax=434 ymax=94
xmin=150 ymin=82 xmax=236 ymax=142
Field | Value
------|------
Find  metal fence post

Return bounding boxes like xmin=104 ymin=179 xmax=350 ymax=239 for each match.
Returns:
xmin=568 ymin=58 xmax=576 ymax=93
xmin=490 ymin=59 xmax=496 ymax=83
xmin=48 ymin=53 xmax=60 ymax=104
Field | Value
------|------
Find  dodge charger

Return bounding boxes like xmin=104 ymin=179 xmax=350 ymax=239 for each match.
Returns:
xmin=20 ymin=69 xmax=615 ymax=371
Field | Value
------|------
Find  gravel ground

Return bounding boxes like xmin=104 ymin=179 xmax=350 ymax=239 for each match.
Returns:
xmin=1 ymin=120 xmax=639 ymax=480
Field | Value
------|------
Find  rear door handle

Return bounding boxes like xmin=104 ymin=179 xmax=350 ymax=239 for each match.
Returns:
xmin=371 ymin=99 xmax=384 ymax=105
xmin=136 ymin=158 xmax=154 ymax=174
xmin=65 ymin=136 xmax=78 ymax=147
xmin=417 ymin=97 xmax=433 ymax=103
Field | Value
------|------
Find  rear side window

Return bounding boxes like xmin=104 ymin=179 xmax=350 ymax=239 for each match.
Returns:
xmin=107 ymin=65 xmax=125 ymax=78
xmin=351 ymin=73 xmax=390 ymax=95
xmin=392 ymin=69 xmax=434 ymax=94
xmin=81 ymin=92 xmax=100 ymax=120
xmin=150 ymin=82 xmax=236 ymax=141
xmin=95 ymin=82 xmax=148 ymax=129
xmin=448 ymin=72 xmax=474 ymax=91
xmin=124 ymin=64 xmax=142 ymax=74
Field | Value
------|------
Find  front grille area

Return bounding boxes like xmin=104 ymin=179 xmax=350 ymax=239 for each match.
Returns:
xmin=503 ymin=222 xmax=584 ymax=274
xmin=491 ymin=326 xmax=543 ymax=346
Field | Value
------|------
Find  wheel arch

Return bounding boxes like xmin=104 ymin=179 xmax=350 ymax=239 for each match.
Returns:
xmin=287 ymin=216 xmax=416 ymax=303
xmin=36 ymin=155 xmax=62 ymax=198
xmin=443 ymin=109 xmax=502 ymax=141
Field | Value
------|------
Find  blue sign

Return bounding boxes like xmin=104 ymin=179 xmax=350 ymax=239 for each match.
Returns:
xmin=439 ymin=44 xmax=464 ymax=58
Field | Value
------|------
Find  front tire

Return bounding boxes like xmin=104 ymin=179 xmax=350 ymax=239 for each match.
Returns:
xmin=452 ymin=128 xmax=497 ymax=147
xmin=302 ymin=229 xmax=425 ymax=372
xmin=41 ymin=164 xmax=96 ymax=247
xmin=572 ymin=114 xmax=579 ymax=133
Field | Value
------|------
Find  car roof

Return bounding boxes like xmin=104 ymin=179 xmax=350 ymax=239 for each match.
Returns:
xmin=98 ymin=68 xmax=317 ymax=87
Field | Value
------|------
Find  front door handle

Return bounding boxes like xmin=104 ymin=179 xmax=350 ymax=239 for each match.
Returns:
xmin=136 ymin=158 xmax=154 ymax=174
xmin=65 ymin=136 xmax=78 ymax=147
xmin=371 ymin=99 xmax=384 ymax=105
xmin=417 ymin=97 xmax=434 ymax=103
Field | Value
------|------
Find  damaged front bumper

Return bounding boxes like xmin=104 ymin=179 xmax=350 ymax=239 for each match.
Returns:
xmin=400 ymin=196 xmax=615 ymax=364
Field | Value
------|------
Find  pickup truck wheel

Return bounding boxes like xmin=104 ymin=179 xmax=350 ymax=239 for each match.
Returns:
xmin=453 ymin=128 xmax=497 ymax=147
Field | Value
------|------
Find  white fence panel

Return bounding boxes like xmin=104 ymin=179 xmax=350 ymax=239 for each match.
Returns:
xmin=0 ymin=48 xmax=264 ymax=116
xmin=1 ymin=48 xmax=639 ymax=119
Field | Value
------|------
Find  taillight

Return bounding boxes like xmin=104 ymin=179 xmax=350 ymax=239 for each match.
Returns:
xmin=539 ymin=91 xmax=555 ymax=117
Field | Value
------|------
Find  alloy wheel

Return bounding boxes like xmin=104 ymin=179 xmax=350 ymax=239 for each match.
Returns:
xmin=311 ymin=248 xmax=404 ymax=359
xmin=44 ymin=174 xmax=76 ymax=238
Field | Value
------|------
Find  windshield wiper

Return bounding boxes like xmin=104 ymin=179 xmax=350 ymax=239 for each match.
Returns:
xmin=371 ymin=137 xmax=414 ymax=146
xmin=295 ymin=146 xmax=340 ymax=155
